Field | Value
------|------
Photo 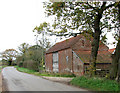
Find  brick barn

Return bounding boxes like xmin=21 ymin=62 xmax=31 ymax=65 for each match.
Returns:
xmin=45 ymin=35 xmax=112 ymax=76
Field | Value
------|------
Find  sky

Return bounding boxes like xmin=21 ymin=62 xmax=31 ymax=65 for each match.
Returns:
xmin=0 ymin=0 xmax=50 ymax=52
xmin=0 ymin=0 xmax=116 ymax=53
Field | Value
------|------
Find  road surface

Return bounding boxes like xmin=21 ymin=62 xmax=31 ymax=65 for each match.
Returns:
xmin=2 ymin=67 xmax=88 ymax=91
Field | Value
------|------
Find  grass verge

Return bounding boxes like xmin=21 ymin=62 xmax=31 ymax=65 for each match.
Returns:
xmin=15 ymin=66 xmax=75 ymax=78
xmin=0 ymin=66 xmax=2 ymax=72
xmin=70 ymin=76 xmax=120 ymax=91
xmin=15 ymin=66 xmax=36 ymax=74
xmin=0 ymin=65 xmax=8 ymax=72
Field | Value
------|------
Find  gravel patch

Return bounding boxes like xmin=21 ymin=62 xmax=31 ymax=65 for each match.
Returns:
xmin=41 ymin=76 xmax=73 ymax=84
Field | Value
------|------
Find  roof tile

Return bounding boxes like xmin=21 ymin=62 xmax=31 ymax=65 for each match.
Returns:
xmin=46 ymin=35 xmax=81 ymax=53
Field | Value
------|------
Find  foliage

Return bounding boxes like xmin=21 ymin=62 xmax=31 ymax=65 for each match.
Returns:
xmin=109 ymin=2 xmax=120 ymax=83
xmin=70 ymin=76 xmax=119 ymax=91
xmin=1 ymin=49 xmax=18 ymax=65
xmin=32 ymin=23 xmax=52 ymax=72
xmin=33 ymin=22 xmax=52 ymax=51
xmin=44 ymin=2 xmax=118 ymax=37
xmin=16 ymin=44 xmax=47 ymax=71
xmin=18 ymin=43 xmax=29 ymax=54
xmin=44 ymin=1 xmax=119 ymax=76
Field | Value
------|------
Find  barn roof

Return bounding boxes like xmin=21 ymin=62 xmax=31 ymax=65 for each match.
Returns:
xmin=108 ymin=48 xmax=115 ymax=54
xmin=46 ymin=35 xmax=82 ymax=54
xmin=74 ymin=50 xmax=112 ymax=63
xmin=46 ymin=34 xmax=109 ymax=54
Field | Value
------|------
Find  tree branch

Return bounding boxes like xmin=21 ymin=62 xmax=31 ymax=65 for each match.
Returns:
xmin=104 ymin=2 xmax=119 ymax=11
xmin=86 ymin=2 xmax=98 ymax=12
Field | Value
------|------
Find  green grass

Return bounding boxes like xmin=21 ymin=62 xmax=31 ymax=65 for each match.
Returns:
xmin=70 ymin=76 xmax=120 ymax=91
xmin=0 ymin=65 xmax=8 ymax=72
xmin=15 ymin=66 xmax=120 ymax=91
xmin=15 ymin=66 xmax=75 ymax=78
xmin=34 ymin=72 xmax=76 ymax=77
xmin=15 ymin=66 xmax=36 ymax=74
xmin=0 ymin=66 xmax=2 ymax=72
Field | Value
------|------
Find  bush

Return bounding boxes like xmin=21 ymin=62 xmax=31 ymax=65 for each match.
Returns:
xmin=23 ymin=60 xmax=39 ymax=71
xmin=18 ymin=61 xmax=23 ymax=67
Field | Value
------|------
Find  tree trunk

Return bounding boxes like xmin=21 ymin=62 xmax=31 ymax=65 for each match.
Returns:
xmin=117 ymin=58 xmax=120 ymax=83
xmin=8 ymin=60 xmax=12 ymax=66
xmin=116 ymin=3 xmax=120 ymax=83
xmin=89 ymin=13 xmax=102 ymax=76
xmin=110 ymin=39 xmax=120 ymax=80
xmin=110 ymin=3 xmax=120 ymax=80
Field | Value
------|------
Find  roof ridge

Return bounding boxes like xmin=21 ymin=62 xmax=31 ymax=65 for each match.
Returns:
xmin=46 ymin=35 xmax=81 ymax=54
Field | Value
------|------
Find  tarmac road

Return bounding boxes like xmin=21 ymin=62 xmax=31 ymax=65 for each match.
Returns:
xmin=2 ymin=67 xmax=88 ymax=91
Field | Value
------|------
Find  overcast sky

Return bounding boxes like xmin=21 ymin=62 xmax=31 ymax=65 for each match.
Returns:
xmin=0 ymin=0 xmax=116 ymax=53
xmin=0 ymin=0 xmax=49 ymax=52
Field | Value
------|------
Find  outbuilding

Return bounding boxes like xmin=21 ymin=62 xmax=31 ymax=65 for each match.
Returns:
xmin=45 ymin=35 xmax=112 ymax=76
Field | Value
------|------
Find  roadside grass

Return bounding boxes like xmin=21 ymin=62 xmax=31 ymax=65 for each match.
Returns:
xmin=15 ymin=66 xmax=76 ymax=78
xmin=15 ymin=66 xmax=120 ymax=91
xmin=0 ymin=66 xmax=2 ymax=72
xmin=15 ymin=66 xmax=36 ymax=74
xmin=34 ymin=72 xmax=76 ymax=77
xmin=70 ymin=76 xmax=120 ymax=91
xmin=0 ymin=65 xmax=7 ymax=72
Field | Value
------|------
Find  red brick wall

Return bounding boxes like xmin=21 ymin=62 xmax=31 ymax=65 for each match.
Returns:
xmin=45 ymin=53 xmax=53 ymax=72
xmin=96 ymin=64 xmax=111 ymax=70
xmin=72 ymin=36 xmax=91 ymax=51
xmin=73 ymin=51 xmax=84 ymax=76
xmin=84 ymin=63 xmax=111 ymax=71
xmin=58 ymin=48 xmax=73 ymax=74
xmin=72 ymin=36 xmax=108 ymax=51
xmin=45 ymin=36 xmax=109 ymax=75
xmin=45 ymin=48 xmax=73 ymax=74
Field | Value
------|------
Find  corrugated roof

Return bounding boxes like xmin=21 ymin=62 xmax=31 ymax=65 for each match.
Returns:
xmin=46 ymin=35 xmax=82 ymax=54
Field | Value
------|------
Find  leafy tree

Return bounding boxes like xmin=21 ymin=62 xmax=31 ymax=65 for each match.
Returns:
xmin=17 ymin=43 xmax=29 ymax=66
xmin=26 ymin=45 xmax=45 ymax=71
xmin=110 ymin=2 xmax=120 ymax=83
xmin=1 ymin=49 xmax=18 ymax=65
xmin=33 ymin=22 xmax=51 ymax=50
xmin=16 ymin=43 xmax=47 ymax=71
xmin=33 ymin=22 xmax=52 ymax=68
xmin=18 ymin=43 xmax=29 ymax=54
xmin=44 ymin=1 xmax=119 ymax=76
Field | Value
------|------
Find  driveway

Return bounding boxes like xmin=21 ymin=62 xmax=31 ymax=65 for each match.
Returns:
xmin=2 ymin=67 xmax=88 ymax=91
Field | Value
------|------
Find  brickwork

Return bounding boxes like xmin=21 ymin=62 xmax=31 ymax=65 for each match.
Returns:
xmin=45 ymin=53 xmax=53 ymax=72
xmin=58 ymin=48 xmax=73 ymax=74
xmin=72 ymin=36 xmax=91 ymax=51
xmin=45 ymin=35 xmax=111 ymax=76
xmin=72 ymin=36 xmax=108 ymax=51
xmin=84 ymin=63 xmax=111 ymax=70
xmin=73 ymin=51 xmax=84 ymax=76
